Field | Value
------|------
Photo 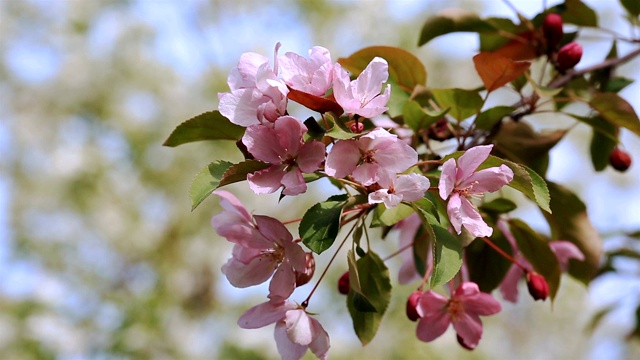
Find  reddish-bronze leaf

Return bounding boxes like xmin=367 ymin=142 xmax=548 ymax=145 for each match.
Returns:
xmin=473 ymin=52 xmax=531 ymax=92
xmin=492 ymin=31 xmax=540 ymax=61
xmin=287 ymin=87 xmax=344 ymax=116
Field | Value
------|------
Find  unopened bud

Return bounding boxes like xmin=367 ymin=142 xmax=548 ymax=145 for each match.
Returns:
xmin=337 ymin=271 xmax=350 ymax=295
xmin=295 ymin=252 xmax=315 ymax=287
xmin=556 ymin=42 xmax=582 ymax=71
xmin=406 ymin=291 xmax=422 ymax=321
xmin=457 ymin=334 xmax=476 ymax=350
xmin=526 ymin=272 xmax=550 ymax=301
xmin=609 ymin=148 xmax=632 ymax=172
xmin=542 ymin=13 xmax=563 ymax=51
xmin=427 ymin=118 xmax=454 ymax=141
xmin=350 ymin=122 xmax=364 ymax=133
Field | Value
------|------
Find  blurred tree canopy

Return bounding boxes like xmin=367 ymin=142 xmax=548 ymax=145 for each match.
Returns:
xmin=1 ymin=0 xmax=639 ymax=359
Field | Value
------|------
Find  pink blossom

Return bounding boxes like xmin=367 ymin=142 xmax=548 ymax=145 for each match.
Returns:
xmin=279 ymin=46 xmax=334 ymax=96
xmin=368 ymin=173 xmax=431 ymax=208
xmin=438 ymin=145 xmax=514 ymax=237
xmin=238 ymin=300 xmax=330 ymax=360
xmin=219 ymin=44 xmax=289 ymax=127
xmin=497 ymin=219 xmax=584 ymax=302
xmin=212 ymin=190 xmax=307 ymax=300
xmin=333 ymin=57 xmax=391 ymax=118
xmin=325 ymin=128 xmax=418 ymax=186
xmin=416 ymin=282 xmax=501 ymax=349
xmin=242 ymin=116 xmax=326 ymax=196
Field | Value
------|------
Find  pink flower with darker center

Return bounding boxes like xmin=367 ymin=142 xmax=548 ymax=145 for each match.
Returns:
xmin=333 ymin=57 xmax=391 ymax=118
xmin=219 ymin=43 xmax=289 ymax=127
xmin=325 ymin=128 xmax=418 ymax=186
xmin=279 ymin=46 xmax=334 ymax=96
xmin=368 ymin=172 xmax=431 ymax=208
xmin=238 ymin=300 xmax=330 ymax=360
xmin=211 ymin=190 xmax=307 ymax=301
xmin=416 ymin=282 xmax=501 ymax=349
xmin=243 ymin=116 xmax=326 ymax=196
xmin=438 ymin=145 xmax=514 ymax=237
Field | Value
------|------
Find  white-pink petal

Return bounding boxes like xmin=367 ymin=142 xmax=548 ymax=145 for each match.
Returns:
xmin=275 ymin=321 xmax=308 ymax=360
xmin=237 ymin=300 xmax=297 ymax=329
xmin=325 ymin=140 xmax=360 ymax=178
xmin=455 ymin=144 xmax=494 ymax=182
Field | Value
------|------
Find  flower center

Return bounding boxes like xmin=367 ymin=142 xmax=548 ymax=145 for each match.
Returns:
xmin=454 ymin=181 xmax=479 ymax=197
xmin=447 ymin=298 xmax=465 ymax=321
xmin=361 ymin=149 xmax=377 ymax=164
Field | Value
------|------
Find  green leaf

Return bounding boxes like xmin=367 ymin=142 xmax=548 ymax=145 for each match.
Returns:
xmin=590 ymin=127 xmax=618 ymax=172
xmin=542 ymin=182 xmax=603 ymax=283
xmin=189 ymin=160 xmax=270 ymax=211
xmin=508 ymin=219 xmax=562 ymax=300
xmin=338 ymin=46 xmax=427 ymax=90
xmin=621 ymin=0 xmax=640 ymax=17
xmin=569 ymin=115 xmax=619 ymax=144
xmin=347 ymin=250 xmax=377 ymax=312
xmin=402 ymin=100 xmax=447 ymax=133
xmin=589 ymin=92 xmax=640 ymax=136
xmin=431 ymin=88 xmax=483 ymax=122
xmin=443 ymin=151 xmax=552 ymax=213
xmin=466 ymin=231 xmax=514 ymax=292
xmin=163 ymin=111 xmax=245 ymax=147
xmin=418 ymin=9 xmax=496 ymax=46
xmin=429 ymin=225 xmax=463 ymax=288
xmin=189 ymin=161 xmax=233 ymax=211
xmin=551 ymin=0 xmax=598 ymax=27
xmin=475 ymin=106 xmax=514 ymax=131
xmin=347 ymin=251 xmax=392 ymax=345
xmin=480 ymin=198 xmax=517 ymax=215
xmin=374 ymin=203 xmax=414 ymax=227
xmin=299 ymin=194 xmax=348 ymax=254
xmin=606 ymin=77 xmax=634 ymax=93
xmin=494 ymin=120 xmax=567 ymax=176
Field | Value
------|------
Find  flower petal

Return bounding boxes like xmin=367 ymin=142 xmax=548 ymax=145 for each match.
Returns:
xmin=275 ymin=320 xmax=308 ymax=360
xmin=296 ymin=141 xmax=326 ymax=173
xmin=243 ymin=124 xmax=283 ymax=163
xmin=247 ymin=165 xmax=286 ymax=195
xmin=459 ymin=165 xmax=514 ymax=194
xmin=438 ymin=158 xmax=457 ymax=200
xmin=416 ymin=310 xmax=450 ymax=342
xmin=253 ymin=215 xmax=294 ymax=246
xmin=269 ymin=263 xmax=296 ymax=301
xmin=237 ymin=300 xmax=296 ymax=329
xmin=459 ymin=196 xmax=493 ymax=237
xmin=550 ymin=241 xmax=585 ymax=270
xmin=355 ymin=57 xmax=389 ymax=101
xmin=219 ymin=88 xmax=268 ymax=127
xmin=446 ymin=192 xmax=464 ymax=234
xmin=394 ymin=173 xmax=431 ymax=202
xmin=417 ymin=290 xmax=449 ymax=318
xmin=281 ymin=169 xmax=307 ymax=196
xmin=285 ymin=309 xmax=315 ymax=346
xmin=499 ymin=264 xmax=523 ymax=303
xmin=325 ymin=140 xmax=360 ymax=179
xmin=451 ymin=312 xmax=483 ymax=349
xmin=455 ymin=145 xmax=493 ymax=183
xmin=308 ymin=318 xmax=330 ymax=360
xmin=221 ymin=255 xmax=277 ymax=288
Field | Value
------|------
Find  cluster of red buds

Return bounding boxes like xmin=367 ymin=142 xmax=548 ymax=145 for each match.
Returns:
xmin=542 ymin=13 xmax=583 ymax=72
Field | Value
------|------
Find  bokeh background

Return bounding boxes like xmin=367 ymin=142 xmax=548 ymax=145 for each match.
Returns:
xmin=1 ymin=0 xmax=640 ymax=359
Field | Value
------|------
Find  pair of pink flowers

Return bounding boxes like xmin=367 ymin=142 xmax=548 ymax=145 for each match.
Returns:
xmin=212 ymin=190 xmax=330 ymax=359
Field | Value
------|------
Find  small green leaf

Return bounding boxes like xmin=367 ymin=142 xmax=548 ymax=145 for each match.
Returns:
xmin=402 ymin=100 xmax=446 ymax=132
xmin=475 ymin=106 xmax=514 ymax=131
xmin=374 ymin=203 xmax=414 ymax=227
xmin=589 ymin=92 xmax=640 ymax=136
xmin=347 ymin=251 xmax=392 ymax=345
xmin=430 ymin=225 xmax=463 ymax=288
xmin=508 ymin=219 xmax=562 ymax=300
xmin=466 ymin=231 xmax=513 ymax=292
xmin=347 ymin=250 xmax=377 ymax=312
xmin=163 ymin=111 xmax=245 ymax=147
xmin=431 ymin=88 xmax=483 ymax=122
xmin=542 ymin=182 xmax=603 ymax=283
xmin=550 ymin=0 xmax=598 ymax=27
xmin=418 ymin=9 xmax=496 ymax=46
xmin=299 ymin=195 xmax=348 ymax=254
xmin=189 ymin=161 xmax=233 ymax=211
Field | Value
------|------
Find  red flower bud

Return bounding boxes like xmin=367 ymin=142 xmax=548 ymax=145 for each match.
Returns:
xmin=337 ymin=271 xmax=350 ymax=295
xmin=406 ymin=291 xmax=422 ymax=322
xmin=295 ymin=252 xmax=315 ymax=287
xmin=526 ymin=272 xmax=550 ymax=301
xmin=350 ymin=122 xmax=364 ymax=133
xmin=609 ymin=148 xmax=632 ymax=172
xmin=556 ymin=42 xmax=582 ymax=71
xmin=542 ymin=13 xmax=563 ymax=51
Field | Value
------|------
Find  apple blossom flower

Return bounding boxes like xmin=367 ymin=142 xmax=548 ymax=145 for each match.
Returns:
xmin=438 ymin=145 xmax=514 ymax=238
xmin=211 ymin=190 xmax=307 ymax=301
xmin=368 ymin=173 xmax=431 ymax=208
xmin=497 ymin=219 xmax=584 ymax=302
xmin=279 ymin=46 xmax=334 ymax=96
xmin=242 ymin=116 xmax=326 ymax=196
xmin=333 ymin=57 xmax=391 ymax=118
xmin=325 ymin=128 xmax=418 ymax=186
xmin=219 ymin=44 xmax=289 ymax=127
xmin=238 ymin=300 xmax=330 ymax=360
xmin=416 ymin=282 xmax=502 ymax=349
